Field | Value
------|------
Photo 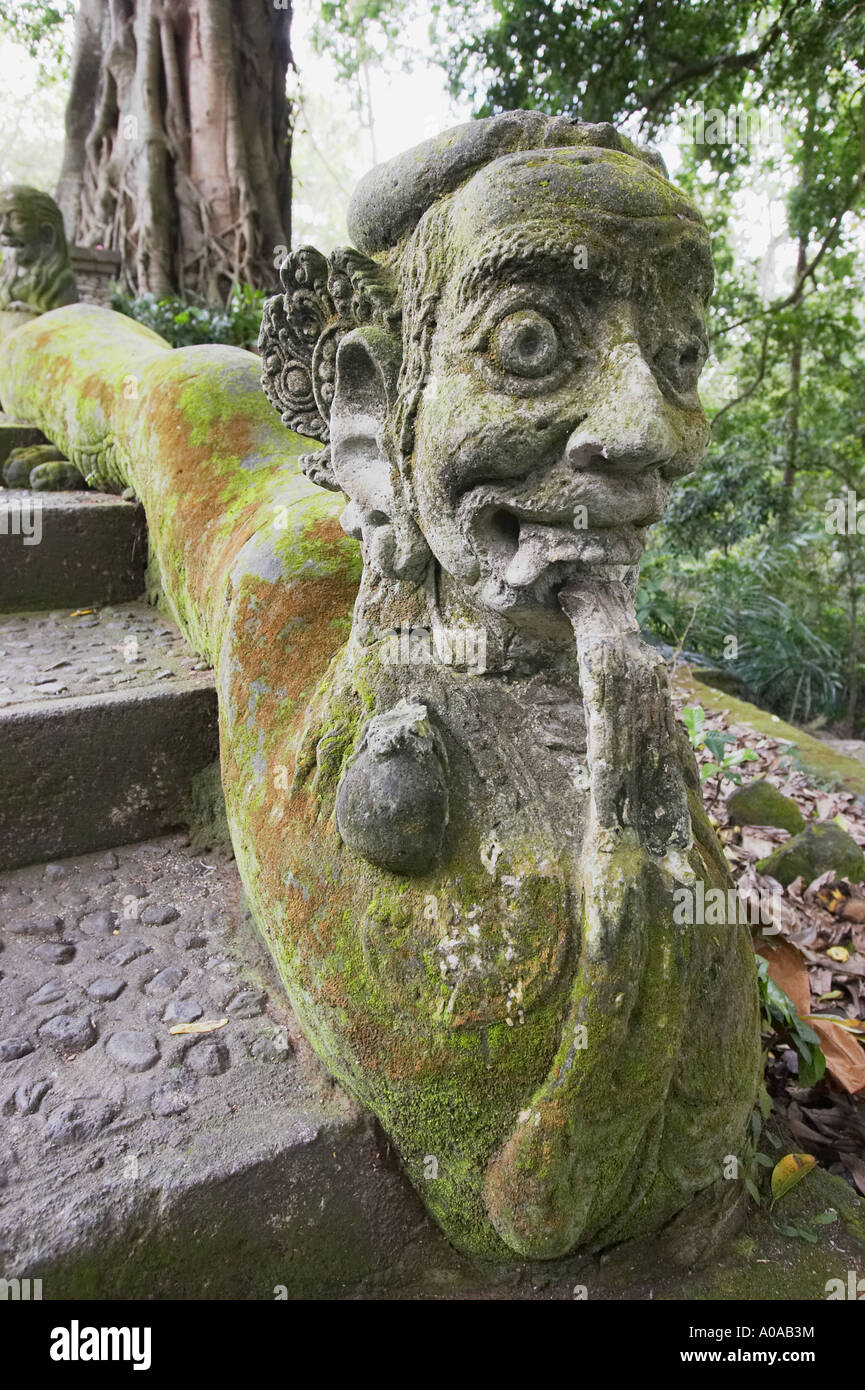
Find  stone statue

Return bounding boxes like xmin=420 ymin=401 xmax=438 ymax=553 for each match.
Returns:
xmin=0 ymin=112 xmax=760 ymax=1265
xmin=259 ymin=112 xmax=760 ymax=1258
xmin=0 ymin=185 xmax=78 ymax=320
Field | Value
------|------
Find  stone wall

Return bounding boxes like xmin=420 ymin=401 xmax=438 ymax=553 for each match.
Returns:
xmin=70 ymin=246 xmax=121 ymax=307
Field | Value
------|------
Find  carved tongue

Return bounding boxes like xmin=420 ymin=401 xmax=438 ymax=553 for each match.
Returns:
xmin=504 ymin=521 xmax=582 ymax=588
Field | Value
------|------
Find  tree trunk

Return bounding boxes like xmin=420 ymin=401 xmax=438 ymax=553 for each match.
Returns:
xmin=55 ymin=0 xmax=293 ymax=302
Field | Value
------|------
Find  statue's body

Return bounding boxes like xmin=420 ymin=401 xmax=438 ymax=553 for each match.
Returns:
xmin=0 ymin=185 xmax=78 ymax=323
xmin=0 ymin=113 xmax=760 ymax=1262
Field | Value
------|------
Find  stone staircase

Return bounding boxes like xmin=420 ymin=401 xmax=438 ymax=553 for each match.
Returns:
xmin=0 ymin=443 xmax=458 ymax=1299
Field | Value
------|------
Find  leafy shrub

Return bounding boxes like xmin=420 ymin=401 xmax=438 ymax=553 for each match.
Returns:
xmin=111 ymin=283 xmax=265 ymax=351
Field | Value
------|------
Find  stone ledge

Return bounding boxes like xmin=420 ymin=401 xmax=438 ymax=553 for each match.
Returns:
xmin=0 ymin=418 xmax=48 ymax=466
xmin=0 ymin=682 xmax=218 ymax=869
xmin=0 ymin=490 xmax=147 ymax=612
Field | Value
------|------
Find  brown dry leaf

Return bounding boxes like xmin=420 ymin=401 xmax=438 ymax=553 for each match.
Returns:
xmin=805 ymin=1014 xmax=865 ymax=1036
xmin=741 ymin=830 xmax=780 ymax=859
xmin=810 ymin=1018 xmax=865 ymax=1095
xmin=770 ymin=1153 xmax=816 ymax=1204
xmin=840 ymin=1153 xmax=865 ymax=1197
xmin=756 ymin=939 xmax=811 ymax=1017
xmin=809 ymin=968 xmax=834 ymax=998
xmin=168 ymin=1018 xmax=229 ymax=1036
xmin=841 ymin=900 xmax=865 ymax=923
xmin=804 ymin=870 xmax=838 ymax=902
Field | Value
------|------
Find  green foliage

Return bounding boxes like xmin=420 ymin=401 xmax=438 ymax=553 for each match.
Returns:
xmin=681 ymin=703 xmax=758 ymax=786
xmin=754 ymin=955 xmax=826 ymax=1089
xmin=0 ymin=0 xmax=75 ymax=79
xmin=640 ymin=534 xmax=850 ymax=726
xmin=111 ymin=285 xmax=265 ymax=351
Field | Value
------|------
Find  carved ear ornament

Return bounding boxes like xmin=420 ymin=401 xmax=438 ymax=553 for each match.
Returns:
xmin=259 ymin=245 xmax=399 ymax=491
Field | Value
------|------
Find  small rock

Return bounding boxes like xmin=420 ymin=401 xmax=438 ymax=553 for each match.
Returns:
xmin=11 ymin=1079 xmax=52 ymax=1114
xmin=58 ymin=889 xmax=90 ymax=908
xmin=141 ymin=903 xmax=180 ymax=926
xmin=757 ymin=821 xmax=865 ymax=888
xmin=27 ymin=980 xmax=67 ymax=1006
xmin=44 ymin=862 xmax=67 ymax=881
xmin=144 ymin=966 xmax=186 ymax=997
xmin=43 ymin=1099 xmax=117 ymax=1145
xmin=106 ymin=1031 xmax=160 ymax=1072
xmin=80 ymin=909 xmax=118 ymax=936
xmin=0 ymin=1037 xmax=34 ymax=1063
xmin=35 ymin=941 xmax=76 ymax=965
xmin=250 ymin=1034 xmax=292 ymax=1063
xmin=162 ymin=998 xmax=203 ymax=1025
xmin=1 ymin=889 xmax=32 ymax=911
xmin=39 ymin=1013 xmax=97 ymax=1053
xmin=175 ymin=930 xmax=207 ymax=950
xmin=7 ymin=914 xmax=63 ymax=936
xmin=150 ymin=1087 xmax=190 ymax=1117
xmin=103 ymin=940 xmax=151 ymax=967
xmin=723 ymin=783 xmax=806 ymax=834
xmin=86 ymin=977 xmax=126 ymax=1002
xmin=183 ymin=1039 xmax=229 ymax=1076
xmin=227 ymin=988 xmax=267 ymax=1019
xmin=96 ymin=850 xmax=119 ymax=869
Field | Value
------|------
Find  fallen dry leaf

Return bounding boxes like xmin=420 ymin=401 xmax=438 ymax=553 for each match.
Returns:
xmin=771 ymin=1152 xmax=816 ymax=1204
xmin=810 ymin=1018 xmax=865 ymax=1095
xmin=168 ymin=1018 xmax=229 ymax=1036
xmin=840 ymin=1152 xmax=865 ymax=1197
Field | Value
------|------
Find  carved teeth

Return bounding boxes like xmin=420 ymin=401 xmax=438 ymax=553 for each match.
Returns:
xmin=504 ymin=521 xmax=583 ymax=588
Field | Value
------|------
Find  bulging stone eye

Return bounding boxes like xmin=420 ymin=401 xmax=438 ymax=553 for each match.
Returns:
xmin=492 ymin=310 xmax=560 ymax=378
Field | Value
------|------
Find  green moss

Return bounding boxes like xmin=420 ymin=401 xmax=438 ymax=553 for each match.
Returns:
xmin=726 ymin=778 xmax=806 ymax=835
xmin=757 ymin=821 xmax=865 ymax=887
xmin=680 ymin=670 xmax=865 ymax=796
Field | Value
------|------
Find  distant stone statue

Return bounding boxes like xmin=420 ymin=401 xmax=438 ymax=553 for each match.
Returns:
xmin=260 ymin=111 xmax=760 ymax=1259
xmin=0 ymin=185 xmax=78 ymax=319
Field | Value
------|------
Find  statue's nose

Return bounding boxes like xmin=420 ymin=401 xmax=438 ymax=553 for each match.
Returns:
xmin=565 ymin=342 xmax=677 ymax=475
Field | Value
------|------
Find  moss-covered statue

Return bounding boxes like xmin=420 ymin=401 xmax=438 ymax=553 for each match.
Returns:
xmin=0 ymin=112 xmax=760 ymax=1263
xmin=0 ymin=184 xmax=78 ymax=323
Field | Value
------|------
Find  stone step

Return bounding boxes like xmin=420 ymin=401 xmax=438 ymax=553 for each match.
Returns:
xmin=0 ymin=489 xmax=146 ymax=612
xmin=0 ymin=836 xmax=441 ymax=1299
xmin=0 ymin=603 xmax=218 ymax=870
xmin=0 ymin=417 xmax=48 ymax=465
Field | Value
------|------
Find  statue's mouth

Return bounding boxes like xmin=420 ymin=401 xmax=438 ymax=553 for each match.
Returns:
xmin=457 ymin=476 xmax=665 ymax=616
xmin=475 ymin=504 xmax=647 ymax=590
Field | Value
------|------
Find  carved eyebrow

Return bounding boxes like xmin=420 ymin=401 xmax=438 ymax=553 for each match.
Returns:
xmin=455 ymin=236 xmax=580 ymax=314
xmin=453 ymin=231 xmax=710 ymax=318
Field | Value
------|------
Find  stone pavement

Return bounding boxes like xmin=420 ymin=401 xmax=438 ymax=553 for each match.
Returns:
xmin=0 ymin=834 xmax=456 ymax=1298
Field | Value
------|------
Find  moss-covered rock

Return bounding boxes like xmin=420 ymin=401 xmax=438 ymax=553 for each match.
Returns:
xmin=29 ymin=459 xmax=86 ymax=490
xmin=2 ymin=441 xmax=66 ymax=486
xmin=757 ymin=820 xmax=865 ymax=887
xmin=726 ymin=778 xmax=805 ymax=835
